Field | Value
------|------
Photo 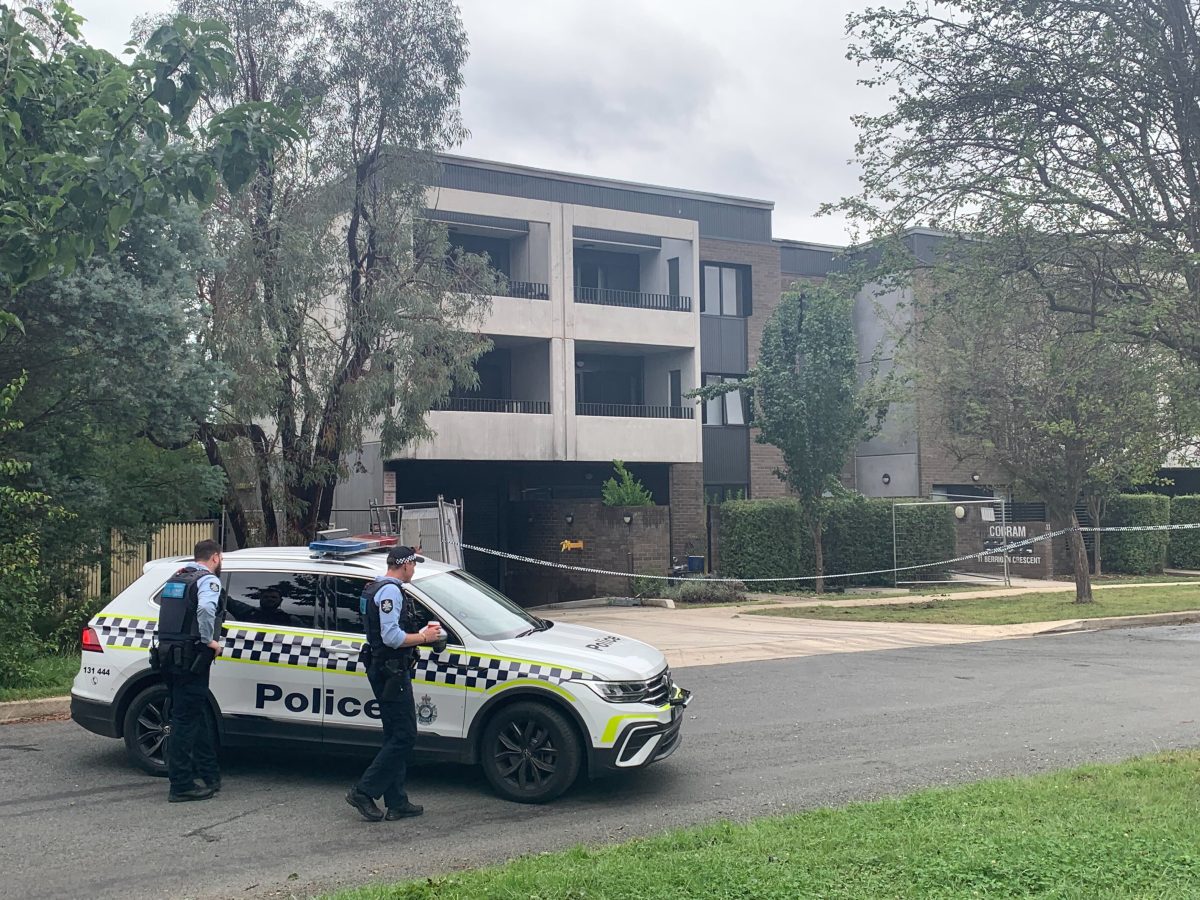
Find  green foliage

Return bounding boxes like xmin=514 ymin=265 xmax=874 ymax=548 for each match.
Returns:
xmin=326 ymin=752 xmax=1200 ymax=900
xmin=158 ymin=0 xmax=492 ymax=545
xmin=1169 ymin=495 xmax=1200 ymax=570
xmin=0 ymin=370 xmax=54 ymax=687
xmin=694 ymin=282 xmax=888 ymax=588
xmin=0 ymin=204 xmax=224 ymax=637
xmin=630 ymin=574 xmax=661 ymax=599
xmin=717 ymin=497 xmax=954 ymax=590
xmin=601 ymin=460 xmax=654 ymax=507
xmin=833 ymin=2 xmax=1200 ymax=385
xmin=664 ymin=578 xmax=747 ymax=605
xmin=0 ymin=1 xmax=299 ymax=297
xmin=1102 ymin=494 xmax=1170 ymax=575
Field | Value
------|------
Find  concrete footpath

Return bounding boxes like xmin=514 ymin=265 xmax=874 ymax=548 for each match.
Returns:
xmin=6 ymin=579 xmax=1200 ymax=722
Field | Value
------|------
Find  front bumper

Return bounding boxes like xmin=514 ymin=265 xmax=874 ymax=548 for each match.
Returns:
xmin=589 ymin=686 xmax=691 ymax=776
xmin=70 ymin=694 xmax=119 ymax=738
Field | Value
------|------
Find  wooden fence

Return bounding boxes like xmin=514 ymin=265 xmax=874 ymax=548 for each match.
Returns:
xmin=83 ymin=520 xmax=218 ymax=600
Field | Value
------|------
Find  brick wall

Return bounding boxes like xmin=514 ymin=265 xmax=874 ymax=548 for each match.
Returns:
xmin=503 ymin=500 xmax=671 ymax=605
xmin=698 ymin=237 xmax=788 ymax=500
xmin=669 ymin=462 xmax=706 ymax=563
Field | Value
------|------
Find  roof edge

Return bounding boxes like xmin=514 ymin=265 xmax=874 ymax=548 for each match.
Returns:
xmin=437 ymin=152 xmax=776 ymax=212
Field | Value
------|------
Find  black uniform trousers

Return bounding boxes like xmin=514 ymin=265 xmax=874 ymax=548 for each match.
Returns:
xmin=166 ymin=668 xmax=219 ymax=793
xmin=356 ymin=663 xmax=418 ymax=808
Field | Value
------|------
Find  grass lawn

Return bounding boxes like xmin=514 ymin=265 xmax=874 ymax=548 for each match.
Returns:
xmin=752 ymin=583 xmax=998 ymax=603
xmin=745 ymin=584 xmax=1200 ymax=626
xmin=325 ymin=752 xmax=1200 ymax=899
xmin=0 ymin=653 xmax=80 ymax=703
xmin=1055 ymin=573 xmax=1200 ymax=584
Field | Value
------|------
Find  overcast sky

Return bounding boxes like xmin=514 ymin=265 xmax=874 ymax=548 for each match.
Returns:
xmin=74 ymin=0 xmax=882 ymax=245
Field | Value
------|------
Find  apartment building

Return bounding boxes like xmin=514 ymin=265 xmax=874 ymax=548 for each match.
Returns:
xmin=331 ymin=157 xmax=994 ymax=586
xmin=333 ymin=155 xmax=772 ymax=584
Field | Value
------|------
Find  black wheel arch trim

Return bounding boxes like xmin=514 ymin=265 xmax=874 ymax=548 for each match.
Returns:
xmin=466 ymin=686 xmax=591 ymax=769
xmin=110 ymin=669 xmax=225 ymax=743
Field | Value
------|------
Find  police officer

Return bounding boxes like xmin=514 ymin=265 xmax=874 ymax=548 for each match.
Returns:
xmin=345 ymin=546 xmax=442 ymax=822
xmin=154 ymin=539 xmax=224 ymax=802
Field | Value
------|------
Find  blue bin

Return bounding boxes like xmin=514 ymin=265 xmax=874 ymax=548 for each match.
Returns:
xmin=686 ymin=555 xmax=705 ymax=573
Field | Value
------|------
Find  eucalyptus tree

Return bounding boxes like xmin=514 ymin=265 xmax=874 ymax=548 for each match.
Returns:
xmin=834 ymin=1 xmax=1200 ymax=363
xmin=912 ymin=248 xmax=1195 ymax=602
xmin=154 ymin=0 xmax=496 ymax=545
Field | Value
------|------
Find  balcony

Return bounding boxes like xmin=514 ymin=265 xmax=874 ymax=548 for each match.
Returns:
xmin=576 ymin=402 xmax=693 ymax=420
xmin=440 ymin=397 xmax=550 ymax=414
xmin=500 ymin=280 xmax=549 ymax=301
xmin=572 ymin=237 xmax=695 ymax=321
xmin=574 ymin=285 xmax=691 ymax=312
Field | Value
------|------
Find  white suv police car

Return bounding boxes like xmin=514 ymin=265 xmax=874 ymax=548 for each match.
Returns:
xmin=70 ymin=544 xmax=690 ymax=803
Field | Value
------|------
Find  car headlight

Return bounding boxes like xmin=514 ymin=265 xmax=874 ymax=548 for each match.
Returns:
xmin=572 ymin=678 xmax=655 ymax=704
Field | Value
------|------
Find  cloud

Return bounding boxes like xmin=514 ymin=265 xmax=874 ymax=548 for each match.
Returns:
xmin=82 ymin=0 xmax=887 ymax=244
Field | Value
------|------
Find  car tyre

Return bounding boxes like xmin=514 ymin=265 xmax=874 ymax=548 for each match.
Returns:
xmin=122 ymin=683 xmax=173 ymax=777
xmin=480 ymin=700 xmax=581 ymax=803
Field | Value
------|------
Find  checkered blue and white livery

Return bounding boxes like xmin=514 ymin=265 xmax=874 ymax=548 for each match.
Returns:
xmin=91 ymin=616 xmax=596 ymax=690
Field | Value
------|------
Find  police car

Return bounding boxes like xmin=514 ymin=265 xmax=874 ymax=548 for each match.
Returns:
xmin=70 ymin=541 xmax=691 ymax=803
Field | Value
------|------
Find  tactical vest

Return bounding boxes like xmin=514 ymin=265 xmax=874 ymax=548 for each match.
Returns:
xmin=363 ymin=579 xmax=412 ymax=664
xmin=158 ymin=566 xmax=206 ymax=644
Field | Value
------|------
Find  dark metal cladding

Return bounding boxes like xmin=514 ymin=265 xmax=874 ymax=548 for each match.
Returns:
xmin=437 ymin=159 xmax=773 ymax=244
xmin=702 ymin=427 xmax=751 ymax=486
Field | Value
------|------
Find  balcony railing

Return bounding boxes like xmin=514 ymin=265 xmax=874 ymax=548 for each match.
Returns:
xmin=576 ymin=402 xmax=694 ymax=420
xmin=438 ymin=397 xmax=551 ymax=414
xmin=499 ymin=280 xmax=550 ymax=300
xmin=574 ymin=285 xmax=692 ymax=312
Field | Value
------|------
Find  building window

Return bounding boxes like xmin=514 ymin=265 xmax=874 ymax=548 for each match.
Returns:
xmin=668 ymin=257 xmax=680 ymax=298
xmin=702 ymin=374 xmax=747 ymax=425
xmin=705 ymin=484 xmax=748 ymax=503
xmin=700 ymin=263 xmax=751 ymax=317
xmin=669 ymin=369 xmax=682 ymax=408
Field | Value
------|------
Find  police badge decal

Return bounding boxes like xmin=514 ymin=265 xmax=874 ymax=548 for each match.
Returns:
xmin=417 ymin=694 xmax=438 ymax=725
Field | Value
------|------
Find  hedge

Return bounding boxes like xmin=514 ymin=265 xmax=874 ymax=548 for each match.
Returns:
xmin=1169 ymin=495 xmax=1200 ymax=570
xmin=1101 ymin=494 xmax=1170 ymax=575
xmin=717 ymin=497 xmax=955 ymax=590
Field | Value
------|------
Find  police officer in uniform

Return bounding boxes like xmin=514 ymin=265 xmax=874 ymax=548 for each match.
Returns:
xmin=153 ymin=539 xmax=224 ymax=802
xmin=345 ymin=546 xmax=442 ymax=822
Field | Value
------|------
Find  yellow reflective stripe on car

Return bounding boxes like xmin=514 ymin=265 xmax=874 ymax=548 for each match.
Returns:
xmin=601 ymin=713 xmax=665 ymax=744
xmin=479 ymin=678 xmax=577 ymax=701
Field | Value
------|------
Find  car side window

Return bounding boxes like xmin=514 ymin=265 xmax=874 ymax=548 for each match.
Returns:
xmin=329 ymin=575 xmax=370 ymax=635
xmin=224 ymin=571 xmax=320 ymax=630
xmin=328 ymin=575 xmax=461 ymax=646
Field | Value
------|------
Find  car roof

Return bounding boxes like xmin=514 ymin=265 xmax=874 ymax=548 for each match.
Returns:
xmin=146 ymin=547 xmax=458 ymax=580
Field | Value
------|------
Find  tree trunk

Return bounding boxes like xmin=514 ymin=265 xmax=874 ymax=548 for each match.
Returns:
xmin=1065 ymin=511 xmax=1094 ymax=603
xmin=811 ymin=516 xmax=825 ymax=594
xmin=1086 ymin=495 xmax=1103 ymax=576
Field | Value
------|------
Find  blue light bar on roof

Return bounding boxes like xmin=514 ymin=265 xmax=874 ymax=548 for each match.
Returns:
xmin=308 ymin=535 xmax=397 ymax=558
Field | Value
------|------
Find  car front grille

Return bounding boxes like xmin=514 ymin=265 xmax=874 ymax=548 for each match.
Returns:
xmin=645 ymin=666 xmax=672 ymax=706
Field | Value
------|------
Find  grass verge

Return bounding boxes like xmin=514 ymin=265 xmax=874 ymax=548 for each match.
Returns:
xmin=325 ymin=752 xmax=1200 ymax=899
xmin=0 ymin=653 xmax=80 ymax=703
xmin=745 ymin=584 xmax=1200 ymax=625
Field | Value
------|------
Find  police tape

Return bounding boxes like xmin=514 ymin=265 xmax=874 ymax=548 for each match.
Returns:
xmin=456 ymin=521 xmax=1200 ymax=584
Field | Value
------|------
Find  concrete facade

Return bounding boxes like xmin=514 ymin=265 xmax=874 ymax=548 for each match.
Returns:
xmin=329 ymin=156 xmax=1022 ymax=592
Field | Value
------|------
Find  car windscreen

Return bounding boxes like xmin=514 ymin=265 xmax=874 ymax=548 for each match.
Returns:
xmin=413 ymin=570 xmax=540 ymax=641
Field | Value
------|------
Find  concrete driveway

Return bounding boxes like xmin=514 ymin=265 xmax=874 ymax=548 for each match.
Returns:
xmin=548 ymin=603 xmax=1060 ymax=668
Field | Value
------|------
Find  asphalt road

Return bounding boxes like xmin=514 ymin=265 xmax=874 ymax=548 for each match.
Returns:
xmin=2 ymin=625 xmax=1198 ymax=900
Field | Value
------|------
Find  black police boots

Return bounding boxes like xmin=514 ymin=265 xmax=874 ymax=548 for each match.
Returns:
xmin=168 ymin=783 xmax=216 ymax=802
xmin=385 ymin=801 xmax=424 ymax=820
xmin=345 ymin=786 xmax=384 ymax=822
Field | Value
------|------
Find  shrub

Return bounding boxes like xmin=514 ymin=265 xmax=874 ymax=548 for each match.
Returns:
xmin=717 ymin=496 xmax=955 ymax=590
xmin=718 ymin=498 xmax=810 ymax=592
xmin=1101 ymin=494 xmax=1170 ymax=574
xmin=1169 ymin=495 xmax=1200 ymax=570
xmin=666 ymin=578 xmax=747 ymax=605
xmin=601 ymin=460 xmax=654 ymax=506
xmin=631 ymin=574 xmax=663 ymax=599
